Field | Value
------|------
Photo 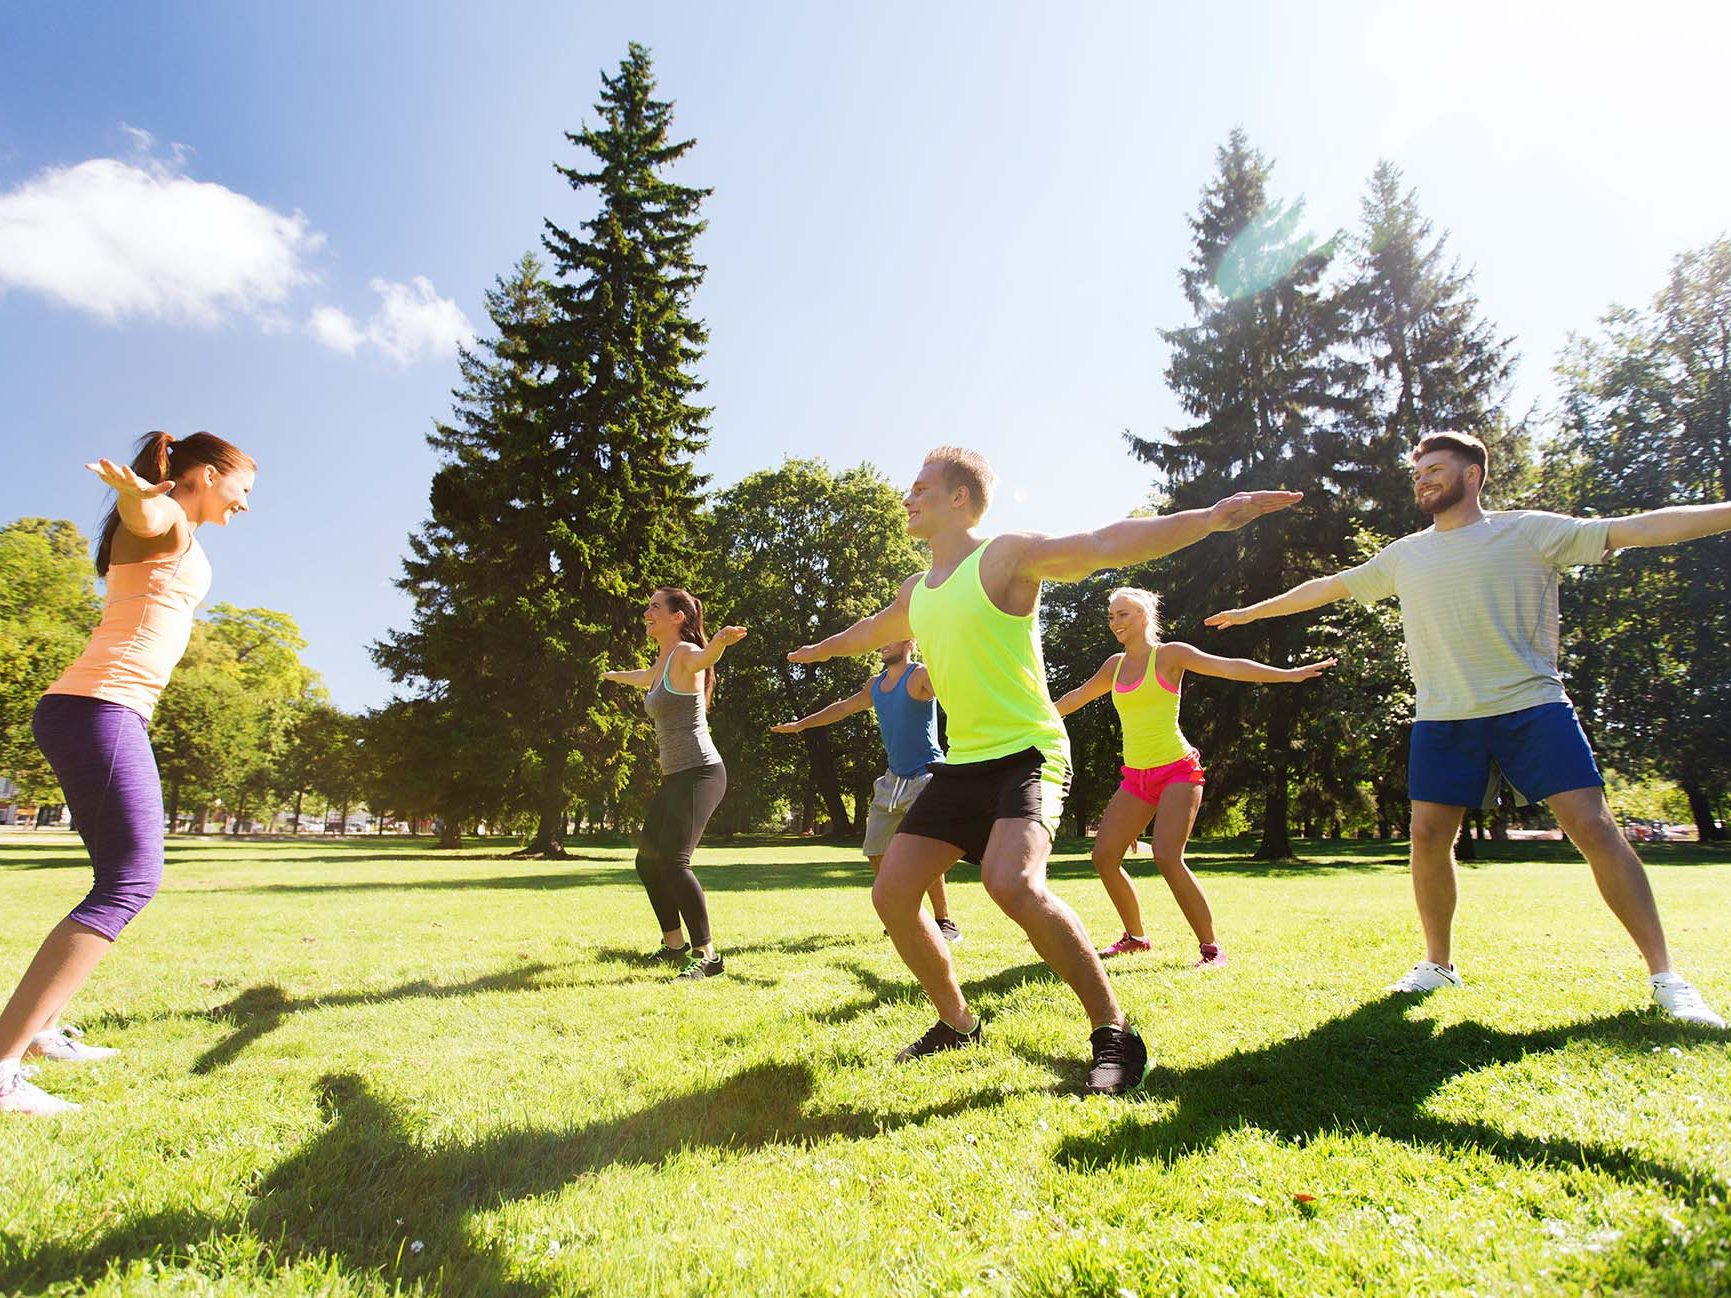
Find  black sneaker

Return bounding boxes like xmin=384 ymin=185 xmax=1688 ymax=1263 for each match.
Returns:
xmin=895 ymin=1016 xmax=982 ymax=1062
xmin=677 ymin=953 xmax=724 ymax=980
xmin=647 ymin=942 xmax=691 ymax=966
xmin=935 ymin=917 xmax=962 ymax=945
xmin=1086 ymin=1023 xmax=1150 ymax=1095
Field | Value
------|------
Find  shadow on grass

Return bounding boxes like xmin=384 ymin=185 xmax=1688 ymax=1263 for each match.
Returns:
xmin=194 ymin=962 xmax=567 ymax=1074
xmin=1054 ymin=997 xmax=1726 ymax=1199
xmin=5 ymin=1061 xmax=1013 ymax=1297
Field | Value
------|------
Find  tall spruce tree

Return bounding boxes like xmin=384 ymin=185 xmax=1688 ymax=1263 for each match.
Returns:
xmin=1349 ymin=161 xmax=1523 ymax=518
xmin=377 ymin=45 xmax=712 ymax=857
xmin=516 ymin=42 xmax=713 ymax=853
xmin=1128 ymin=129 xmax=1367 ymax=859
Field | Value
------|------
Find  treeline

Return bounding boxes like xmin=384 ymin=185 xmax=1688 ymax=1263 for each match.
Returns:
xmin=4 ymin=47 xmax=1726 ymax=852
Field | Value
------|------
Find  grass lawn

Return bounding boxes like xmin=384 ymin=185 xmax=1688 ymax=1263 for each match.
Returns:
xmin=2 ymin=831 xmax=1729 ymax=1297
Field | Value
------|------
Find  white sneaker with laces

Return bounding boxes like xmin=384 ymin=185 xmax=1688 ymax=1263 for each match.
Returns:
xmin=1387 ymin=960 xmax=1464 ymax=994
xmin=1650 ymin=973 xmax=1726 ymax=1028
xmin=32 ymin=1024 xmax=120 ymax=1063
xmin=0 ymin=1065 xmax=81 ymax=1116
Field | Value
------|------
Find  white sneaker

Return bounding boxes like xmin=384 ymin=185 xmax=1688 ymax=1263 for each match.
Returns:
xmin=0 ymin=1065 xmax=81 ymax=1116
xmin=32 ymin=1024 xmax=120 ymax=1063
xmin=1387 ymin=960 xmax=1464 ymax=994
xmin=1650 ymin=973 xmax=1727 ymax=1028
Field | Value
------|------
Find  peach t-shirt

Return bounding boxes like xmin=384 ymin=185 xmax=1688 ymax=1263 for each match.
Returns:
xmin=47 ymin=537 xmax=212 ymax=721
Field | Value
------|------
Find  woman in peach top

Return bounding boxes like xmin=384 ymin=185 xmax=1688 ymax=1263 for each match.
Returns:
xmin=0 ymin=432 xmax=255 ymax=1117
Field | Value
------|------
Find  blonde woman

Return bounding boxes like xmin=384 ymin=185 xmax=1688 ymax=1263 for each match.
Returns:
xmin=1056 ymin=588 xmax=1334 ymax=968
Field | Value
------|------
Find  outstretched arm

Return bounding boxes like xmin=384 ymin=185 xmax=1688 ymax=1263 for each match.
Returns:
xmin=788 ymin=575 xmax=917 ymax=664
xmin=1164 ymin=641 xmax=1337 ymax=683
xmin=1054 ymin=655 xmax=1120 ymax=718
xmin=1019 ymin=491 xmax=1304 ymax=583
xmin=771 ymin=684 xmax=874 ymax=734
xmin=602 ymin=666 xmax=656 ymax=690
xmin=686 ymin=625 xmax=747 ymax=672
xmin=87 ymin=458 xmax=183 ymax=539
xmin=1606 ymin=502 xmax=1731 ymax=550
xmin=1205 ymin=574 xmax=1351 ymax=629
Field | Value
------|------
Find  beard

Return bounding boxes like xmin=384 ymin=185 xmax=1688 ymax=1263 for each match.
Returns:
xmin=881 ymin=648 xmax=908 ymax=666
xmin=1417 ymin=477 xmax=1466 ymax=515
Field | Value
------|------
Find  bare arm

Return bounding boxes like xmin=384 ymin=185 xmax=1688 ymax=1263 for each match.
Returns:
xmin=788 ymin=575 xmax=917 ymax=663
xmin=686 ymin=625 xmax=747 ymax=672
xmin=1054 ymin=654 xmax=1121 ymax=717
xmin=87 ymin=458 xmax=182 ymax=538
xmin=1204 ymin=574 xmax=1351 ymax=629
xmin=1163 ymin=641 xmax=1337 ymax=683
xmin=1606 ymin=502 xmax=1731 ymax=550
xmin=1019 ymin=491 xmax=1304 ymax=583
xmin=770 ymin=684 xmax=874 ymax=734
xmin=601 ymin=667 xmax=656 ymax=690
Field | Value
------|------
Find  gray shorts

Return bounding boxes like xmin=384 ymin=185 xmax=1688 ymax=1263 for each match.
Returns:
xmin=862 ymin=769 xmax=934 ymax=858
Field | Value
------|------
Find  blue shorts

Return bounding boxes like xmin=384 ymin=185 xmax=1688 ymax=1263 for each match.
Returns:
xmin=1409 ymin=702 xmax=1603 ymax=809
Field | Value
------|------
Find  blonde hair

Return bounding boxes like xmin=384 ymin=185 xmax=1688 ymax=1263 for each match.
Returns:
xmin=922 ymin=446 xmax=996 ymax=519
xmin=1108 ymin=587 xmax=1161 ymax=639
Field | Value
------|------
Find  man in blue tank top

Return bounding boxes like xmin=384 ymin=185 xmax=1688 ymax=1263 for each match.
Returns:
xmin=772 ymin=639 xmax=960 ymax=942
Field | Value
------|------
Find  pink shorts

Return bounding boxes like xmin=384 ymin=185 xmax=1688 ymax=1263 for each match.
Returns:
xmin=1119 ymin=751 xmax=1206 ymax=806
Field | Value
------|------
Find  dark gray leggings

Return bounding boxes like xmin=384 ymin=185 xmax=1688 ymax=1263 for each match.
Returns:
xmin=635 ymin=762 xmax=726 ymax=949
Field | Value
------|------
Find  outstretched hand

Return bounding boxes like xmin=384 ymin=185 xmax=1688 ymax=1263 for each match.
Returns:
xmin=787 ymin=643 xmax=828 ymax=664
xmin=1204 ymin=607 xmax=1253 ymax=629
xmin=769 ymin=722 xmax=802 ymax=735
xmin=1286 ymin=657 xmax=1338 ymax=682
xmin=1207 ymin=490 xmax=1303 ymax=532
xmin=86 ymin=458 xmax=173 ymax=500
xmin=713 ymin=625 xmax=748 ymax=648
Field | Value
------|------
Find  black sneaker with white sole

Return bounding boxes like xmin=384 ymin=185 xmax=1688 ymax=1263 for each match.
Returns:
xmin=895 ymin=1016 xmax=982 ymax=1062
xmin=935 ymin=917 xmax=962 ymax=944
xmin=1086 ymin=1023 xmax=1151 ymax=1095
xmin=647 ymin=942 xmax=691 ymax=966
xmin=677 ymin=953 xmax=724 ymax=980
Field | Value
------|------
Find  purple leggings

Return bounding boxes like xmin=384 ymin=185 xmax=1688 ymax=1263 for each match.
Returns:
xmin=32 ymin=694 xmax=165 ymax=941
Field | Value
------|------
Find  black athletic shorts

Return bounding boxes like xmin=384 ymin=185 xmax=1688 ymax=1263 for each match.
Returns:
xmin=895 ymin=745 xmax=1070 ymax=864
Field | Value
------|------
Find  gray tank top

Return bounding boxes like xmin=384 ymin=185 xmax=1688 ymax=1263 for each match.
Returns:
xmin=644 ymin=657 xmax=722 ymax=775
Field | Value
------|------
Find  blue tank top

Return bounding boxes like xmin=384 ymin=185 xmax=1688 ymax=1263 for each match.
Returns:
xmin=872 ymin=664 xmax=942 ymax=777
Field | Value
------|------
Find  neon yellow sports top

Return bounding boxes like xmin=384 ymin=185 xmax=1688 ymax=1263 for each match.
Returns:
xmin=907 ymin=540 xmax=1070 ymax=767
xmin=1111 ymin=651 xmax=1191 ymax=769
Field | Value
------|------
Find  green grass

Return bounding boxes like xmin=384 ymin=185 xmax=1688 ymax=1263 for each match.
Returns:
xmin=2 ymin=832 xmax=1729 ymax=1297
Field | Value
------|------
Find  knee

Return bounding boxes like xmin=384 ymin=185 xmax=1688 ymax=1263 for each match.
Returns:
xmin=1152 ymin=852 xmax=1185 ymax=876
xmin=982 ymin=872 xmax=1040 ymax=918
xmin=1565 ymin=807 xmax=1625 ymax=855
xmin=1092 ymin=845 xmax=1122 ymax=873
xmin=1410 ymin=816 xmax=1457 ymax=853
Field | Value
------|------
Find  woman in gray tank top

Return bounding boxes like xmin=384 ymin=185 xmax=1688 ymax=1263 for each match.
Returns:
xmin=602 ymin=587 xmax=745 ymax=980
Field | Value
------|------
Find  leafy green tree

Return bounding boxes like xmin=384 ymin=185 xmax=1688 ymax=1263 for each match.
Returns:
xmin=152 ymin=626 xmax=261 ymax=830
xmin=1127 ymin=129 xmax=1369 ymax=859
xmin=1551 ymin=237 xmax=1731 ymax=839
xmin=0 ymin=518 xmax=101 ymax=796
xmin=699 ymin=459 xmax=925 ymax=835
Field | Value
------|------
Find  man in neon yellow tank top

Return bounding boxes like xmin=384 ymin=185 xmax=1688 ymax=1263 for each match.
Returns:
xmin=790 ymin=446 xmax=1300 ymax=1092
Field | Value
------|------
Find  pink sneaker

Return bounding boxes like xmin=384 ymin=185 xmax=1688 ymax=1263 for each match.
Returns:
xmin=1193 ymin=943 xmax=1227 ymax=970
xmin=1098 ymin=932 xmax=1152 ymax=959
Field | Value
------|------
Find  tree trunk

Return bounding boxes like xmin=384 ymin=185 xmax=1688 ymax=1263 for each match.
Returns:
xmin=167 ymin=780 xmax=182 ymax=834
xmin=1681 ymin=779 xmax=1725 ymax=842
xmin=802 ymin=728 xmax=851 ymax=836
xmin=1455 ymin=818 xmax=1476 ymax=862
xmin=517 ymin=753 xmax=570 ymax=857
xmin=799 ymin=770 xmax=817 ymax=835
xmin=438 ymin=812 xmax=463 ymax=850
xmin=1253 ymin=707 xmax=1293 ymax=860
xmin=293 ymin=790 xmax=303 ymax=834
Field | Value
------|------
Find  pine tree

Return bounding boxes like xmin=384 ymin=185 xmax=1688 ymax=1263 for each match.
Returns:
xmin=513 ymin=42 xmax=714 ymax=854
xmin=1127 ymin=129 xmax=1368 ymax=859
xmin=1349 ymin=162 xmax=1523 ymax=516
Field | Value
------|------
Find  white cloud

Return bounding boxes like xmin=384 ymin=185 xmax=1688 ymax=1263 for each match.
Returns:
xmin=307 ymin=276 xmax=472 ymax=367
xmin=307 ymin=304 xmax=364 ymax=355
xmin=0 ymin=153 xmax=321 ymax=325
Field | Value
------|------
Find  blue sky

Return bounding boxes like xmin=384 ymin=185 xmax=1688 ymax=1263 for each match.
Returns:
xmin=3 ymin=2 xmax=1727 ymax=708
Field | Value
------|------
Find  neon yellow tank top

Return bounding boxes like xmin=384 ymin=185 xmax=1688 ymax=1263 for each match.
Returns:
xmin=1111 ymin=650 xmax=1190 ymax=769
xmin=907 ymin=540 xmax=1070 ymax=767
